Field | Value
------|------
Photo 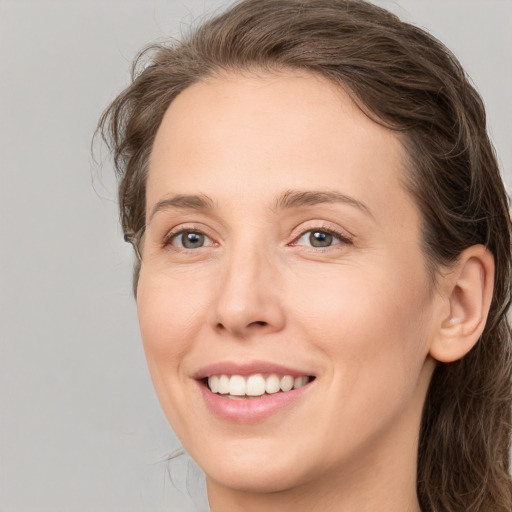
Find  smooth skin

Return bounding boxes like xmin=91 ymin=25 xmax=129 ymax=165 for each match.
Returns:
xmin=137 ymin=70 xmax=494 ymax=512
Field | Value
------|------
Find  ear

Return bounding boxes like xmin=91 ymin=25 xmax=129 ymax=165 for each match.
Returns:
xmin=429 ymin=244 xmax=495 ymax=363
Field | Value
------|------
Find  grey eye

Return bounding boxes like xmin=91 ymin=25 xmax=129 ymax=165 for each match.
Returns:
xmin=309 ymin=231 xmax=333 ymax=247
xmin=171 ymin=231 xmax=211 ymax=249
xmin=295 ymin=229 xmax=345 ymax=248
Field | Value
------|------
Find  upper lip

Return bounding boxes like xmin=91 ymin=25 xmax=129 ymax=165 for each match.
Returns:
xmin=193 ymin=360 xmax=315 ymax=380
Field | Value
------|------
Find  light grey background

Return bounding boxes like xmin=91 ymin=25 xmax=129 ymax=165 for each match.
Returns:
xmin=1 ymin=1 xmax=511 ymax=511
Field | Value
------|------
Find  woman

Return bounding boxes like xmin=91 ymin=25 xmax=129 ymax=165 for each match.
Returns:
xmin=98 ymin=0 xmax=512 ymax=510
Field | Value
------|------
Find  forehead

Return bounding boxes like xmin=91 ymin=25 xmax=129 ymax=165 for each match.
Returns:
xmin=147 ymin=70 xmax=412 ymax=226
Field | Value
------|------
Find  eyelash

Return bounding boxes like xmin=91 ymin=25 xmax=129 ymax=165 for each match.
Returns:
xmin=162 ymin=225 xmax=353 ymax=251
xmin=163 ymin=228 xmax=216 ymax=250
xmin=290 ymin=225 xmax=353 ymax=249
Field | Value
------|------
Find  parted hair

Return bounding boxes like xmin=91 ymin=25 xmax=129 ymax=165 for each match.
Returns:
xmin=98 ymin=1 xmax=512 ymax=510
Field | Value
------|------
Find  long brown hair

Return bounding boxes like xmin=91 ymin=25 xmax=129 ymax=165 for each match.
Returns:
xmin=97 ymin=1 xmax=512 ymax=509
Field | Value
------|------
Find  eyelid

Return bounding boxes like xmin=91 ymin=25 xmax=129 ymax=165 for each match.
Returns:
xmin=157 ymin=220 xmax=353 ymax=250
xmin=288 ymin=225 xmax=354 ymax=251
xmin=162 ymin=224 xmax=218 ymax=248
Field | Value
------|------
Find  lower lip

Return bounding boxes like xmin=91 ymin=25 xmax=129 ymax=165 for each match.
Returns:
xmin=197 ymin=381 xmax=313 ymax=423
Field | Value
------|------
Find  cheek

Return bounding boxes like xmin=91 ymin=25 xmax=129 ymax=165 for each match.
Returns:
xmin=288 ymin=260 xmax=433 ymax=389
xmin=135 ymin=273 xmax=215 ymax=438
xmin=136 ymin=273 xmax=210 ymax=381
xmin=284 ymin=264 xmax=434 ymax=458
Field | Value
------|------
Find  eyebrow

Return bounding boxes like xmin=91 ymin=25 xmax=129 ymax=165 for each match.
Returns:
xmin=149 ymin=193 xmax=215 ymax=221
xmin=149 ymin=189 xmax=373 ymax=221
xmin=272 ymin=189 xmax=374 ymax=218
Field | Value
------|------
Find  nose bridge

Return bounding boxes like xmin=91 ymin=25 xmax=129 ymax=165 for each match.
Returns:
xmin=211 ymin=234 xmax=284 ymax=337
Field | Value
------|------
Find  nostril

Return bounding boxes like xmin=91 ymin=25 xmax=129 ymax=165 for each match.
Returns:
xmin=213 ymin=318 xmax=273 ymax=335
xmin=249 ymin=321 xmax=267 ymax=328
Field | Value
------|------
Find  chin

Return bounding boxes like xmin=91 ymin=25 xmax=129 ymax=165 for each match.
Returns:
xmin=204 ymin=458 xmax=309 ymax=495
xmin=184 ymin=435 xmax=303 ymax=492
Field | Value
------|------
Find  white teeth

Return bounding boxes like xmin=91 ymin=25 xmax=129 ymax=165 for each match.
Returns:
xmin=208 ymin=375 xmax=219 ymax=393
xmin=229 ymin=375 xmax=246 ymax=396
xmin=218 ymin=375 xmax=230 ymax=394
xmin=246 ymin=374 xmax=266 ymax=396
xmin=265 ymin=374 xmax=281 ymax=394
xmin=294 ymin=376 xmax=308 ymax=389
xmin=280 ymin=375 xmax=294 ymax=392
xmin=207 ymin=373 xmax=311 ymax=397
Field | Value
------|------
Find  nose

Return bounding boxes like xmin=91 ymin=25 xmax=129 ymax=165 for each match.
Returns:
xmin=210 ymin=243 xmax=286 ymax=339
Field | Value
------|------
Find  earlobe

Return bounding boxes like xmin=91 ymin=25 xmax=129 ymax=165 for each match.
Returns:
xmin=429 ymin=245 xmax=495 ymax=363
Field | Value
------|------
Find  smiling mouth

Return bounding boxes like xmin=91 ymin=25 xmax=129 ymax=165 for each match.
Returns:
xmin=203 ymin=373 xmax=315 ymax=399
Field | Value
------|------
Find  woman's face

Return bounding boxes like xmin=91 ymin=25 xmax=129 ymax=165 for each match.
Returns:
xmin=138 ymin=71 xmax=440 ymax=498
